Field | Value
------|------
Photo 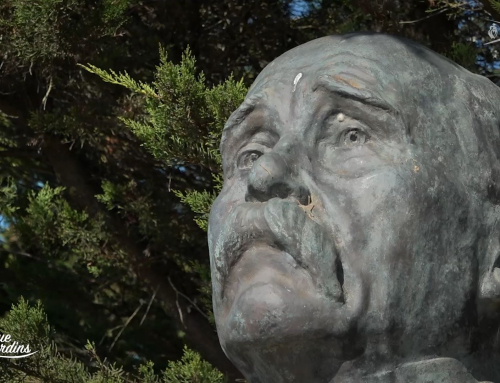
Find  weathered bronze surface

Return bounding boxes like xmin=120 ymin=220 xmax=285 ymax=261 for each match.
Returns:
xmin=208 ymin=33 xmax=500 ymax=383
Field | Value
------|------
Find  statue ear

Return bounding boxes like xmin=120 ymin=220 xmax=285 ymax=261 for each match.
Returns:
xmin=479 ymin=216 xmax=500 ymax=306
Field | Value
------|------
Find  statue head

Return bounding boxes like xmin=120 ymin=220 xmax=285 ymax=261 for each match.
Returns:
xmin=208 ymin=33 xmax=500 ymax=383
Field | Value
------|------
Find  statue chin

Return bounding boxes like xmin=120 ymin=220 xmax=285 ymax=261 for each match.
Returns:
xmin=220 ymin=247 xmax=346 ymax=347
xmin=219 ymin=252 xmax=356 ymax=383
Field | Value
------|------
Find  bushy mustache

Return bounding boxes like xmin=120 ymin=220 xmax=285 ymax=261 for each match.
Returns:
xmin=211 ymin=197 xmax=344 ymax=302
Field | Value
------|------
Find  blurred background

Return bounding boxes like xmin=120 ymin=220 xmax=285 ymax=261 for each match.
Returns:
xmin=0 ymin=0 xmax=498 ymax=381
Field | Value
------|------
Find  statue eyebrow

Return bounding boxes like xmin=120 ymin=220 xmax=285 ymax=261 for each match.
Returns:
xmin=222 ymin=91 xmax=265 ymax=134
xmin=220 ymin=91 xmax=267 ymax=155
xmin=313 ymin=74 xmax=396 ymax=115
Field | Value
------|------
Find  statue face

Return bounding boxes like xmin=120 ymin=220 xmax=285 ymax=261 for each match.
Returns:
xmin=208 ymin=35 xmax=486 ymax=380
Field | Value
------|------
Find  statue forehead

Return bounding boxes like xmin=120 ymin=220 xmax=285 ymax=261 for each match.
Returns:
xmin=245 ymin=33 xmax=469 ymax=104
xmin=248 ymin=34 xmax=422 ymax=95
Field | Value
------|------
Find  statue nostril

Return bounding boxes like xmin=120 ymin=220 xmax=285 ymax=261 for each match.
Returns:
xmin=286 ymin=184 xmax=310 ymax=205
xmin=272 ymin=183 xmax=293 ymax=199
xmin=271 ymin=183 xmax=310 ymax=205
xmin=246 ymin=179 xmax=311 ymax=204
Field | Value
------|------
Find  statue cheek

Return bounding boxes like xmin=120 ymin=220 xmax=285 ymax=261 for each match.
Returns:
xmin=341 ymin=169 xmax=409 ymax=219
xmin=210 ymin=184 xmax=245 ymax=223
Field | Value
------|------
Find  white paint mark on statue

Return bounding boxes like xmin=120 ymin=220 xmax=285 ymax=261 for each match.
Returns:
xmin=293 ymin=73 xmax=302 ymax=92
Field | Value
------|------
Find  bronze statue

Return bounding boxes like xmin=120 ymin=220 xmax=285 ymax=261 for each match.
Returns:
xmin=208 ymin=33 xmax=500 ymax=383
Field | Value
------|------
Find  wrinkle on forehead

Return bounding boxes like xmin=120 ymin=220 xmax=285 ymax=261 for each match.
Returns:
xmin=247 ymin=52 xmax=402 ymax=112
xmin=249 ymin=38 xmax=398 ymax=87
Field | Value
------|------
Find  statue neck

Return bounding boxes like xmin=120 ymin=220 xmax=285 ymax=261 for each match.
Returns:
xmin=333 ymin=357 xmax=481 ymax=383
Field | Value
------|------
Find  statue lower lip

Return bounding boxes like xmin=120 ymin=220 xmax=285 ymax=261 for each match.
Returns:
xmin=229 ymin=246 xmax=308 ymax=300
xmin=229 ymin=244 xmax=345 ymax=304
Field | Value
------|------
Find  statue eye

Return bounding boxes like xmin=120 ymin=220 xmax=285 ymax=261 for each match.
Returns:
xmin=341 ymin=128 xmax=367 ymax=146
xmin=238 ymin=150 xmax=262 ymax=170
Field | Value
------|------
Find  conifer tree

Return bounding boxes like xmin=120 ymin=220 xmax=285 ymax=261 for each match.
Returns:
xmin=0 ymin=0 xmax=498 ymax=381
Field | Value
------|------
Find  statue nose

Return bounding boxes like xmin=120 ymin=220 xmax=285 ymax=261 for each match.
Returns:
xmin=245 ymin=152 xmax=310 ymax=205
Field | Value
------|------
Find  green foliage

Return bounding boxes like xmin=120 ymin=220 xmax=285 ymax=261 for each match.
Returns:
xmin=0 ymin=297 xmax=52 ymax=351
xmin=0 ymin=299 xmax=226 ymax=382
xmin=95 ymin=180 xmax=127 ymax=211
xmin=81 ymin=47 xmax=247 ymax=172
xmin=189 ymin=261 xmax=216 ymax=325
xmin=4 ymin=0 xmax=76 ymax=62
xmin=0 ymin=178 xmax=117 ymax=276
xmin=102 ymin=0 xmax=133 ymax=26
xmin=203 ymin=77 xmax=248 ymax=165
xmin=490 ymin=0 xmax=500 ymax=14
xmin=0 ymin=0 xmax=132 ymax=68
xmin=0 ymin=178 xmax=19 ymax=219
xmin=163 ymin=345 xmax=227 ymax=383
xmin=0 ymin=111 xmax=12 ymax=128
xmin=173 ymin=190 xmax=218 ymax=232
xmin=171 ymin=172 xmax=223 ymax=232
xmin=82 ymin=47 xmax=246 ymax=230
xmin=19 ymin=183 xmax=109 ymax=262
xmin=77 ymin=65 xmax=158 ymax=97
xmin=447 ymin=42 xmax=479 ymax=72
xmin=0 ymin=298 xmax=90 ymax=383
xmin=29 ymin=110 xmax=100 ymax=148
xmin=95 ymin=179 xmax=160 ymax=240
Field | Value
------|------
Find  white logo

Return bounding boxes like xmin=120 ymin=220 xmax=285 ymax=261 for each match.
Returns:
xmin=0 ymin=334 xmax=38 ymax=359
xmin=485 ymin=25 xmax=500 ymax=45
xmin=488 ymin=25 xmax=498 ymax=40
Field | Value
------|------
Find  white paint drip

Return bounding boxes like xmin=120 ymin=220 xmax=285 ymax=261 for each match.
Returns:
xmin=293 ymin=72 xmax=303 ymax=92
